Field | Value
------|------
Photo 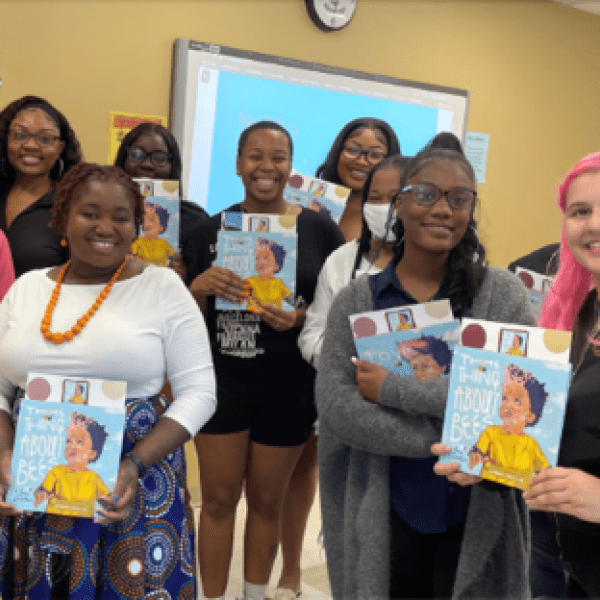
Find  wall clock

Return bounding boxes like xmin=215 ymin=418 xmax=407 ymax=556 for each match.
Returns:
xmin=304 ymin=0 xmax=357 ymax=32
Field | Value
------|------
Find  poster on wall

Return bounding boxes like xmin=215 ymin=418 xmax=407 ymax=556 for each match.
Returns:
xmin=107 ymin=111 xmax=167 ymax=165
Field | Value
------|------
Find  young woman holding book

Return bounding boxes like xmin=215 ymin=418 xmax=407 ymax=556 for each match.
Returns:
xmin=523 ymin=151 xmax=600 ymax=598
xmin=272 ymin=120 xmax=401 ymax=600
xmin=114 ymin=122 xmax=209 ymax=279
xmin=183 ymin=121 xmax=343 ymax=600
xmin=0 ymin=163 xmax=216 ymax=599
xmin=316 ymin=147 xmax=534 ymax=599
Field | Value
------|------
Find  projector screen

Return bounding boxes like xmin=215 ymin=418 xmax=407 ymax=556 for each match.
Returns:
xmin=170 ymin=39 xmax=469 ymax=216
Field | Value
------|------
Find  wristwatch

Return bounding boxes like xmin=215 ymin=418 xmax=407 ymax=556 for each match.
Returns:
xmin=124 ymin=451 xmax=148 ymax=480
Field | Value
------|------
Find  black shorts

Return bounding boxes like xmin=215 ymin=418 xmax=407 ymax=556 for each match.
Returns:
xmin=200 ymin=354 xmax=314 ymax=447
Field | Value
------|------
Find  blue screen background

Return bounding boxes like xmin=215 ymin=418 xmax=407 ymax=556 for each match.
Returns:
xmin=191 ymin=71 xmax=441 ymax=215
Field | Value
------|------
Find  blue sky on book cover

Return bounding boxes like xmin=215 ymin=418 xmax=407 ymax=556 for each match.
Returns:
xmin=216 ymin=230 xmax=297 ymax=312
xmin=439 ymin=346 xmax=571 ymax=490
xmin=353 ymin=321 xmax=461 ymax=376
xmin=7 ymin=374 xmax=126 ymax=518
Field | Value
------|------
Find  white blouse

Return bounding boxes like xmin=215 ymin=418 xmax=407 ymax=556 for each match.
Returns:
xmin=298 ymin=240 xmax=381 ymax=367
xmin=0 ymin=265 xmax=215 ymax=437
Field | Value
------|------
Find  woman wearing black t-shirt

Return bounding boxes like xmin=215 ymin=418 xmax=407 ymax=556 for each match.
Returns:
xmin=0 ymin=95 xmax=81 ymax=277
xmin=183 ymin=121 xmax=343 ymax=600
xmin=526 ymin=151 xmax=600 ymax=598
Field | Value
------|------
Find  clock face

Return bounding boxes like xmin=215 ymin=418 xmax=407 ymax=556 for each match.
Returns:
xmin=306 ymin=0 xmax=357 ymax=31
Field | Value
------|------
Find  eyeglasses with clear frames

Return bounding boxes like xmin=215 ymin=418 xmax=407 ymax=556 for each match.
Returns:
xmin=126 ymin=147 xmax=172 ymax=167
xmin=8 ymin=129 xmax=61 ymax=147
xmin=342 ymin=145 xmax=386 ymax=165
xmin=399 ymin=183 xmax=477 ymax=211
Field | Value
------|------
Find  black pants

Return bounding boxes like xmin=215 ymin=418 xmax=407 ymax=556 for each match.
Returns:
xmin=565 ymin=562 xmax=600 ymax=599
xmin=389 ymin=508 xmax=465 ymax=600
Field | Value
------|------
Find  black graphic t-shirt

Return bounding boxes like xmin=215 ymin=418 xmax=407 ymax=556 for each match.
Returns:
xmin=183 ymin=203 xmax=344 ymax=364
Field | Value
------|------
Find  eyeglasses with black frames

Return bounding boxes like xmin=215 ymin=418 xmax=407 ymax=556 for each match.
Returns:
xmin=8 ymin=129 xmax=61 ymax=147
xmin=126 ymin=147 xmax=172 ymax=167
xmin=342 ymin=145 xmax=386 ymax=165
xmin=399 ymin=183 xmax=477 ymax=211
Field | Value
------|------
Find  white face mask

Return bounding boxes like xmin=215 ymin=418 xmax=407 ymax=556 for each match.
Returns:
xmin=363 ymin=203 xmax=396 ymax=241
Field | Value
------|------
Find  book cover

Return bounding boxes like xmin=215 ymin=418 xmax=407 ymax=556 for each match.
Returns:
xmin=460 ymin=318 xmax=571 ymax=364
xmin=7 ymin=374 xmax=127 ymax=518
xmin=283 ymin=170 xmax=350 ymax=224
xmin=216 ymin=213 xmax=297 ymax=312
xmin=515 ymin=267 xmax=554 ymax=322
xmin=349 ymin=299 xmax=453 ymax=338
xmin=439 ymin=346 xmax=571 ymax=490
xmin=131 ymin=179 xmax=180 ymax=266
xmin=353 ymin=320 xmax=461 ymax=377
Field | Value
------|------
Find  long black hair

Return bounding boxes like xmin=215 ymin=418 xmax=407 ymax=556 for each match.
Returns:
xmin=114 ymin=122 xmax=183 ymax=180
xmin=0 ymin=95 xmax=82 ymax=192
xmin=315 ymin=118 xmax=401 ymax=184
xmin=393 ymin=147 xmax=487 ymax=316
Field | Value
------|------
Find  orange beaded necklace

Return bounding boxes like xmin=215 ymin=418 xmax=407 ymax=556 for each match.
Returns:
xmin=41 ymin=256 xmax=129 ymax=344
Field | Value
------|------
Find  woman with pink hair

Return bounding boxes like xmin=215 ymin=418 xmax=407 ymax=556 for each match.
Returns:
xmin=525 ymin=151 xmax=600 ymax=598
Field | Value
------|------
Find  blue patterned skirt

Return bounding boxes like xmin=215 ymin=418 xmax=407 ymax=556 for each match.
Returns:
xmin=0 ymin=395 xmax=196 ymax=599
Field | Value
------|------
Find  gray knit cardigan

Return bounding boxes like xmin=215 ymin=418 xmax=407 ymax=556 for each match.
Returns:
xmin=316 ymin=267 xmax=535 ymax=600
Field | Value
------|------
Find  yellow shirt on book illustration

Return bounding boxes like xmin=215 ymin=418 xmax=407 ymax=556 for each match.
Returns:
xmin=247 ymin=276 xmax=292 ymax=310
xmin=131 ymin=237 xmax=175 ymax=267
xmin=475 ymin=425 xmax=550 ymax=489
xmin=41 ymin=465 xmax=110 ymax=517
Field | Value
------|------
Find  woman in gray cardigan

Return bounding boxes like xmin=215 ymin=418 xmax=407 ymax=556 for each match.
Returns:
xmin=316 ymin=147 xmax=534 ymax=599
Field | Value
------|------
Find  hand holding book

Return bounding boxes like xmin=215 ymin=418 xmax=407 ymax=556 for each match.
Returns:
xmin=94 ymin=458 xmax=138 ymax=525
xmin=189 ymin=265 xmax=249 ymax=305
xmin=431 ymin=442 xmax=482 ymax=487
xmin=352 ymin=357 xmax=387 ymax=404
xmin=524 ymin=467 xmax=600 ymax=523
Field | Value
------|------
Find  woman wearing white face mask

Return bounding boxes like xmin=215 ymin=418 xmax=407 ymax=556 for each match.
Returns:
xmin=298 ymin=154 xmax=409 ymax=368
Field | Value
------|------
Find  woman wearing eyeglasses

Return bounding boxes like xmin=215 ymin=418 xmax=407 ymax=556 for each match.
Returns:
xmin=315 ymin=118 xmax=401 ymax=242
xmin=114 ymin=122 xmax=209 ymax=280
xmin=0 ymin=95 xmax=82 ymax=277
xmin=316 ymin=147 xmax=534 ymax=599
xmin=271 ymin=118 xmax=400 ymax=600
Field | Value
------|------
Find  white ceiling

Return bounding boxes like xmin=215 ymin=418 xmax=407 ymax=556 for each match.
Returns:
xmin=553 ymin=0 xmax=600 ymax=16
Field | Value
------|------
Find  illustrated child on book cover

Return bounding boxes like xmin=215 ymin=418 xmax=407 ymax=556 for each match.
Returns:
xmin=68 ymin=383 xmax=86 ymax=405
xmin=308 ymin=198 xmax=332 ymax=217
xmin=506 ymin=333 xmax=525 ymax=356
xmin=468 ymin=364 xmax=550 ymax=488
xmin=396 ymin=311 xmax=414 ymax=331
xmin=396 ymin=335 xmax=452 ymax=380
xmin=130 ymin=201 xmax=175 ymax=266
xmin=247 ymin=238 xmax=293 ymax=310
xmin=34 ymin=412 xmax=110 ymax=517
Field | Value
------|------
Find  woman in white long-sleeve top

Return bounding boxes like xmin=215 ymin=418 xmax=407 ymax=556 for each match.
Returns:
xmin=0 ymin=163 xmax=216 ymax=599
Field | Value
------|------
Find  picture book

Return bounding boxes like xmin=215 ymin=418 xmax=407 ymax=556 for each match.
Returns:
xmin=283 ymin=170 xmax=350 ymax=224
xmin=216 ymin=212 xmax=297 ymax=312
xmin=515 ymin=267 xmax=554 ymax=322
xmin=439 ymin=346 xmax=571 ymax=490
xmin=460 ymin=318 xmax=572 ymax=364
xmin=349 ymin=299 xmax=454 ymax=338
xmin=131 ymin=179 xmax=180 ymax=266
xmin=7 ymin=374 xmax=127 ymax=518
xmin=352 ymin=320 xmax=461 ymax=377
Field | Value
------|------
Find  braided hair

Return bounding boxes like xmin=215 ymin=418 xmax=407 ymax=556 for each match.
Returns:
xmin=51 ymin=163 xmax=144 ymax=238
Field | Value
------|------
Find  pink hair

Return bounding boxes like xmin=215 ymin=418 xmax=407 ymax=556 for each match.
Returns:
xmin=538 ymin=151 xmax=600 ymax=331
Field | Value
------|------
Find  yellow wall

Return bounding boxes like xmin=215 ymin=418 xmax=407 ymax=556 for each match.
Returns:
xmin=1 ymin=0 xmax=600 ymax=267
